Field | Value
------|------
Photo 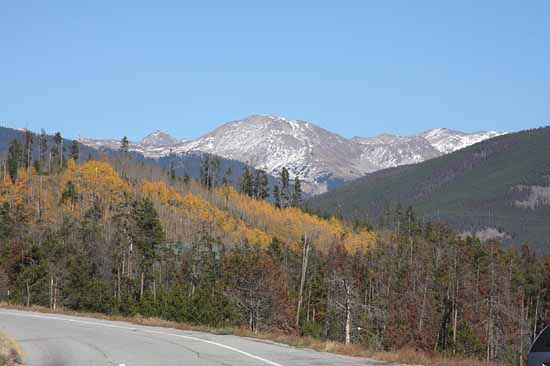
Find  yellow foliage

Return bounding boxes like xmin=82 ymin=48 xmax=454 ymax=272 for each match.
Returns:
xmin=141 ymin=180 xmax=271 ymax=247
xmin=343 ymin=229 xmax=376 ymax=254
xmin=0 ymin=175 xmax=14 ymax=205
xmin=62 ymin=160 xmax=129 ymax=206
xmin=2 ymin=158 xmax=373 ymax=253
xmin=207 ymin=186 xmax=375 ymax=252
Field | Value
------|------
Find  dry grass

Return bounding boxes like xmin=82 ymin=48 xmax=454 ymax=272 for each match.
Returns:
xmin=0 ymin=331 xmax=22 ymax=366
xmin=0 ymin=303 xmax=495 ymax=366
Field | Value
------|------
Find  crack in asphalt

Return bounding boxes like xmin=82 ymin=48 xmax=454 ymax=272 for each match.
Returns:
xmin=77 ymin=339 xmax=117 ymax=366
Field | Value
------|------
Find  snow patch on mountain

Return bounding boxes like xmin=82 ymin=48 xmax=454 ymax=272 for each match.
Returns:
xmin=140 ymin=131 xmax=181 ymax=147
xmin=79 ymin=116 xmax=506 ymax=194
xmin=420 ymin=128 xmax=506 ymax=154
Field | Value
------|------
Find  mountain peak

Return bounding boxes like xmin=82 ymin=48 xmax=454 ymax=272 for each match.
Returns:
xmin=140 ymin=131 xmax=179 ymax=147
xmin=79 ymin=116 xmax=507 ymax=195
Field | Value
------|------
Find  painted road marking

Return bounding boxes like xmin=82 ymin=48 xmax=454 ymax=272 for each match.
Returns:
xmin=0 ymin=311 xmax=284 ymax=366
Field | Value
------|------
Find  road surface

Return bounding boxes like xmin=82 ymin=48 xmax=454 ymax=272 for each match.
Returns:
xmin=0 ymin=309 xmax=393 ymax=366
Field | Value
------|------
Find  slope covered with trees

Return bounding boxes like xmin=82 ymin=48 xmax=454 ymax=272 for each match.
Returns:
xmin=309 ymin=126 xmax=550 ymax=249
xmin=0 ymin=126 xmax=282 ymax=201
xmin=0 ymin=133 xmax=549 ymax=366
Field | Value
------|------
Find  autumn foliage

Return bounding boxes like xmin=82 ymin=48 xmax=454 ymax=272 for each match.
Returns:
xmin=1 ymin=155 xmax=548 ymax=366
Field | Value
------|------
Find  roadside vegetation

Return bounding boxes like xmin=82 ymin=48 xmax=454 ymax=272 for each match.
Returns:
xmin=0 ymin=331 xmax=22 ymax=366
xmin=0 ymin=133 xmax=548 ymax=366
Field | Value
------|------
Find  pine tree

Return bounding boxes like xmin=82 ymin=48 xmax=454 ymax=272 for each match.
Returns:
xmin=200 ymin=155 xmax=210 ymax=188
xmin=33 ymin=159 xmax=41 ymax=174
xmin=169 ymin=159 xmax=176 ymax=181
xmin=280 ymin=167 xmax=290 ymax=207
xmin=0 ymin=202 xmax=11 ymax=240
xmin=211 ymin=157 xmax=220 ymax=187
xmin=7 ymin=139 xmax=23 ymax=182
xmin=183 ymin=166 xmax=190 ymax=184
xmin=273 ymin=184 xmax=281 ymax=208
xmin=200 ymin=155 xmax=220 ymax=189
xmin=24 ymin=130 xmax=34 ymax=169
xmin=239 ymin=167 xmax=253 ymax=197
xmin=39 ymin=129 xmax=48 ymax=168
xmin=132 ymin=198 xmax=165 ymax=299
xmin=70 ymin=140 xmax=80 ymax=162
xmin=53 ymin=132 xmax=63 ymax=169
xmin=120 ymin=136 xmax=129 ymax=153
xmin=61 ymin=180 xmax=79 ymax=206
xmin=291 ymin=176 xmax=303 ymax=207
xmin=222 ymin=166 xmax=233 ymax=186
xmin=255 ymin=169 xmax=269 ymax=200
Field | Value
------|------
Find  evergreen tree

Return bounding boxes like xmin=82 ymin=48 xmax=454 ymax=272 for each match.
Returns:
xmin=70 ymin=140 xmax=80 ymax=162
xmin=7 ymin=139 xmax=23 ymax=182
xmin=49 ymin=143 xmax=58 ymax=172
xmin=169 ymin=159 xmax=176 ymax=181
xmin=200 ymin=155 xmax=210 ymax=188
xmin=33 ymin=159 xmax=41 ymax=174
xmin=200 ymin=155 xmax=220 ymax=189
xmin=211 ymin=157 xmax=221 ymax=187
xmin=255 ymin=169 xmax=269 ymax=200
xmin=222 ymin=166 xmax=233 ymax=186
xmin=291 ymin=176 xmax=303 ymax=207
xmin=239 ymin=167 xmax=253 ymax=197
xmin=61 ymin=180 xmax=79 ymax=206
xmin=24 ymin=130 xmax=34 ymax=169
xmin=120 ymin=136 xmax=129 ymax=153
xmin=39 ymin=128 xmax=48 ymax=167
xmin=0 ymin=202 xmax=11 ymax=240
xmin=273 ymin=184 xmax=281 ymax=208
xmin=183 ymin=165 xmax=190 ymax=184
xmin=53 ymin=132 xmax=63 ymax=169
xmin=131 ymin=198 xmax=165 ymax=299
xmin=280 ymin=167 xmax=290 ymax=207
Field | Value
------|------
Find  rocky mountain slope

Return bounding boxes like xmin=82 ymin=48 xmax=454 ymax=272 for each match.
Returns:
xmin=79 ymin=115 xmax=505 ymax=194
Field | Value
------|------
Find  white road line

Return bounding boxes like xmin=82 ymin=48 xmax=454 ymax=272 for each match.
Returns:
xmin=0 ymin=310 xmax=284 ymax=366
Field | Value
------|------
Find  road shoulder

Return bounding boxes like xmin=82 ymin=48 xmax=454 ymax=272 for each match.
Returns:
xmin=0 ymin=331 xmax=23 ymax=366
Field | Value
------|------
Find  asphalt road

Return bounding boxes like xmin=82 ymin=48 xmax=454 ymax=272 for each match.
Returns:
xmin=0 ymin=309 xmax=395 ymax=366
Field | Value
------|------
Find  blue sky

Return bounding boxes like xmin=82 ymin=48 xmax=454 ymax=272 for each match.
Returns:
xmin=1 ymin=1 xmax=548 ymax=141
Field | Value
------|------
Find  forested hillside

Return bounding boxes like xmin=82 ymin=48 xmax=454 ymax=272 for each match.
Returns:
xmin=0 ymin=126 xmax=280 ymax=200
xmin=0 ymin=135 xmax=549 ymax=366
xmin=309 ymin=126 xmax=550 ymax=249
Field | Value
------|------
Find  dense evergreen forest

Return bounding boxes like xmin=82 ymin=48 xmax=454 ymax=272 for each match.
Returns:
xmin=309 ymin=126 xmax=550 ymax=249
xmin=0 ymin=133 xmax=549 ymax=366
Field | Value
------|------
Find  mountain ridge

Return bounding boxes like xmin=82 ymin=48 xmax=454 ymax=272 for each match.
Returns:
xmin=307 ymin=126 xmax=550 ymax=248
xmin=78 ymin=115 xmax=505 ymax=194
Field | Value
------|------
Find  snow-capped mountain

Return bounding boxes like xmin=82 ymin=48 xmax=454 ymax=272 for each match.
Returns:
xmin=351 ymin=134 xmax=441 ymax=173
xmin=140 ymin=131 xmax=181 ymax=147
xmin=79 ymin=115 xmax=506 ymax=194
xmin=419 ymin=128 xmax=504 ymax=154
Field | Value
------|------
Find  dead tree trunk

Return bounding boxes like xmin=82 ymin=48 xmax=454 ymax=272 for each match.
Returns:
xmin=26 ymin=280 xmax=30 ymax=307
xmin=49 ymin=276 xmax=53 ymax=308
xmin=296 ymin=235 xmax=311 ymax=328
xmin=53 ymin=279 xmax=57 ymax=310
xmin=344 ymin=280 xmax=352 ymax=345
xmin=140 ymin=271 xmax=144 ymax=300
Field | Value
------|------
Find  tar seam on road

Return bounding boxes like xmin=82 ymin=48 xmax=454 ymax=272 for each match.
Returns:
xmin=0 ymin=311 xmax=284 ymax=366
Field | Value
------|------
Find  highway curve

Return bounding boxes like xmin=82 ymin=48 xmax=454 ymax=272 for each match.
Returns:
xmin=0 ymin=309 xmax=394 ymax=366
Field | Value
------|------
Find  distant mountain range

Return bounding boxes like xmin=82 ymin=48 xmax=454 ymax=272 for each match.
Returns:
xmin=79 ymin=115 xmax=504 ymax=194
xmin=0 ymin=126 xmax=265 ymax=195
xmin=308 ymin=126 xmax=550 ymax=249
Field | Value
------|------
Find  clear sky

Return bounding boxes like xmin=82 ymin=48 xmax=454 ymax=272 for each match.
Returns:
xmin=1 ymin=1 xmax=549 ymax=141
